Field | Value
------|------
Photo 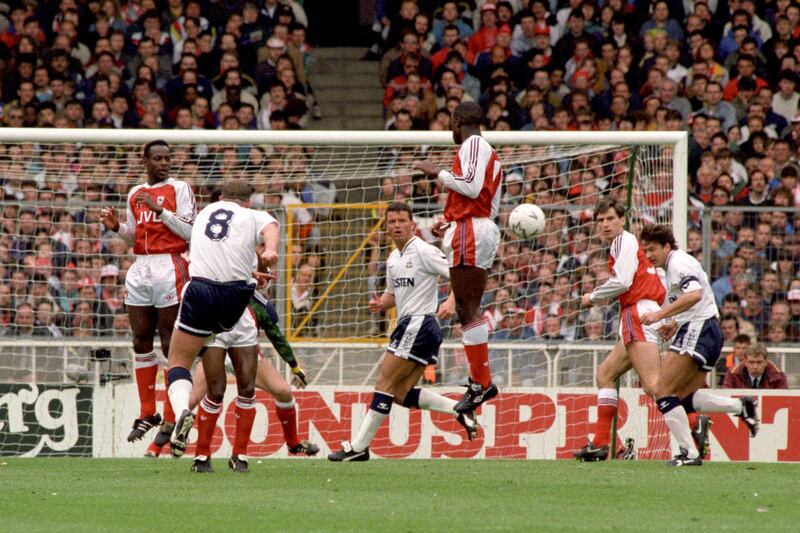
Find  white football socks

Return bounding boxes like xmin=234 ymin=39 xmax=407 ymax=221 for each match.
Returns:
xmin=692 ymin=390 xmax=743 ymax=414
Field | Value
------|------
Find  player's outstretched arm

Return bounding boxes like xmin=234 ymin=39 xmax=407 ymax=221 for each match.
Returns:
xmin=415 ymin=139 xmax=490 ymax=199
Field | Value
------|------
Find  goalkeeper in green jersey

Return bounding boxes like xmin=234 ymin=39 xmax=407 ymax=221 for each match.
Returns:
xmin=146 ymin=290 xmax=319 ymax=458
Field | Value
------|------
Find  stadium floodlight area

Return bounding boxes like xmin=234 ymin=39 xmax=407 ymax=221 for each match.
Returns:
xmin=1 ymin=128 xmax=747 ymax=460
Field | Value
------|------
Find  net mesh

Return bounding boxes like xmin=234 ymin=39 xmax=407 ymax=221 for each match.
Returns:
xmin=0 ymin=136 xmax=678 ymax=458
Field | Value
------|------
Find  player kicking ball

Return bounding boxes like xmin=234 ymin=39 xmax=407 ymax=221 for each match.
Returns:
xmin=639 ymin=224 xmax=759 ymax=466
xmin=329 ymin=203 xmax=478 ymax=461
xmin=413 ymin=102 xmax=503 ymax=413
xmin=166 ymin=180 xmax=278 ymax=459
xmin=100 ymin=140 xmax=195 ymax=446
xmin=184 ymin=292 xmax=320 ymax=470
xmin=574 ymin=198 xmax=666 ymax=462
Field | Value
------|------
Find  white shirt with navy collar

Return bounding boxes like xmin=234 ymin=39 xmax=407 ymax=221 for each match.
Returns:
xmin=385 ymin=236 xmax=449 ymax=318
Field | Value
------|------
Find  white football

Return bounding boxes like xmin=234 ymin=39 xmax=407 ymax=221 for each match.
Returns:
xmin=509 ymin=203 xmax=546 ymax=239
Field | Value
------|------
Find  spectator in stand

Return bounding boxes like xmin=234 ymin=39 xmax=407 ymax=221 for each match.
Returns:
xmin=469 ymin=4 xmax=500 ymax=57
xmin=715 ymin=333 xmax=752 ymax=385
xmin=723 ymin=343 xmax=789 ymax=389
xmin=490 ymin=307 xmax=535 ymax=341
xmin=433 ymin=1 xmax=473 ymax=46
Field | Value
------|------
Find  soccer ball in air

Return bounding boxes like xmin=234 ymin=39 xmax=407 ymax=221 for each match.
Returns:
xmin=509 ymin=203 xmax=546 ymax=239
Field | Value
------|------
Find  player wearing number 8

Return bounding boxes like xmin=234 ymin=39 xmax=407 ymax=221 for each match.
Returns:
xmin=413 ymin=102 xmax=502 ymax=413
xmin=166 ymin=179 xmax=279 ymax=459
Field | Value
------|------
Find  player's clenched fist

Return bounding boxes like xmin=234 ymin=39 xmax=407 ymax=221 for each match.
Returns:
xmin=368 ymin=293 xmax=383 ymax=314
xmin=260 ymin=249 xmax=278 ymax=268
xmin=412 ymin=160 xmax=439 ymax=177
xmin=437 ymin=293 xmax=456 ymax=320
xmin=580 ymin=293 xmax=593 ymax=308
xmin=134 ymin=191 xmax=162 ymax=213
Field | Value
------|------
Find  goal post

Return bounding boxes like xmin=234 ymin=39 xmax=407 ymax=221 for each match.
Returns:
xmin=0 ymin=128 xmax=688 ymax=459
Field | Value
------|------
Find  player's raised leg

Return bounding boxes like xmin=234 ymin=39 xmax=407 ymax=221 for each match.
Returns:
xmin=396 ymin=365 xmax=479 ymax=442
xmin=450 ymin=263 xmax=498 ymax=413
xmin=333 ymin=354 xmax=423 ymax=461
xmin=127 ymin=305 xmax=162 ymax=442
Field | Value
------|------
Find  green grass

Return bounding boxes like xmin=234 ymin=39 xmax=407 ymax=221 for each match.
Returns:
xmin=1 ymin=459 xmax=799 ymax=532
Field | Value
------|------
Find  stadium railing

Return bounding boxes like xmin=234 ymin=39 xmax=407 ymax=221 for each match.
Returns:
xmin=3 ymin=339 xmax=798 ymax=388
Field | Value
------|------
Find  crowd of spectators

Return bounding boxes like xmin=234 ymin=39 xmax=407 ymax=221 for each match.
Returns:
xmin=0 ymin=0 xmax=319 ymax=131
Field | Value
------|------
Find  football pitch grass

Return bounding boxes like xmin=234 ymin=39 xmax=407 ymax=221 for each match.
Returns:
xmin=2 ymin=459 xmax=799 ymax=532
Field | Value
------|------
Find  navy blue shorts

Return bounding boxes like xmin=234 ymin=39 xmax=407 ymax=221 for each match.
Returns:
xmin=669 ymin=318 xmax=723 ymax=372
xmin=387 ymin=315 xmax=442 ymax=365
xmin=176 ymin=277 xmax=255 ymax=337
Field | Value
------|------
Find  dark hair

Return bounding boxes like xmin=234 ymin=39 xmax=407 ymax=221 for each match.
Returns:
xmin=593 ymin=196 xmax=625 ymax=220
xmin=734 ymin=333 xmax=752 ymax=344
xmin=640 ymin=224 xmax=679 ymax=249
xmin=143 ymin=139 xmax=170 ymax=158
xmin=385 ymin=201 xmax=413 ymax=220
xmin=720 ymin=314 xmax=739 ymax=325
xmin=453 ymin=101 xmax=483 ymax=127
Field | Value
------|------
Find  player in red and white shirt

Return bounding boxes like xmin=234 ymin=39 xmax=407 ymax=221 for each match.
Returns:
xmin=413 ymin=102 xmax=502 ymax=413
xmin=100 ymin=140 xmax=196 ymax=449
xmin=574 ymin=197 xmax=666 ymax=461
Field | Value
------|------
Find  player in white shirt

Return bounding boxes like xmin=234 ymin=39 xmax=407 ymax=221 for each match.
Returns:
xmin=166 ymin=180 xmax=279 ymax=459
xmin=640 ymin=224 xmax=759 ymax=466
xmin=329 ymin=203 xmax=479 ymax=462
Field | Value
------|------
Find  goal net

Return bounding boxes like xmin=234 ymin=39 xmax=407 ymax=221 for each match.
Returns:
xmin=0 ymin=129 xmax=687 ymax=459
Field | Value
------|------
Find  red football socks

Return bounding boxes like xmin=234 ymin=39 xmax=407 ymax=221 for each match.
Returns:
xmin=275 ymin=400 xmax=300 ymax=449
xmin=464 ymin=343 xmax=491 ymax=388
xmin=233 ymin=396 xmax=256 ymax=457
xmin=195 ymin=395 xmax=222 ymax=458
xmin=134 ymin=352 xmax=158 ymax=419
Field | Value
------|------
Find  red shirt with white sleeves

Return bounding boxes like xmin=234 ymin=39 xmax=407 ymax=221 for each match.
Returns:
xmin=589 ymin=230 xmax=666 ymax=308
xmin=437 ymin=135 xmax=503 ymax=222
xmin=117 ymin=177 xmax=196 ymax=255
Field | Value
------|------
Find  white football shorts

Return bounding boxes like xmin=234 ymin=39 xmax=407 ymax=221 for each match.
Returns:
xmin=441 ymin=217 xmax=501 ymax=270
xmin=206 ymin=307 xmax=258 ymax=349
xmin=618 ymin=299 xmax=662 ymax=345
xmin=125 ymin=253 xmax=189 ymax=308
